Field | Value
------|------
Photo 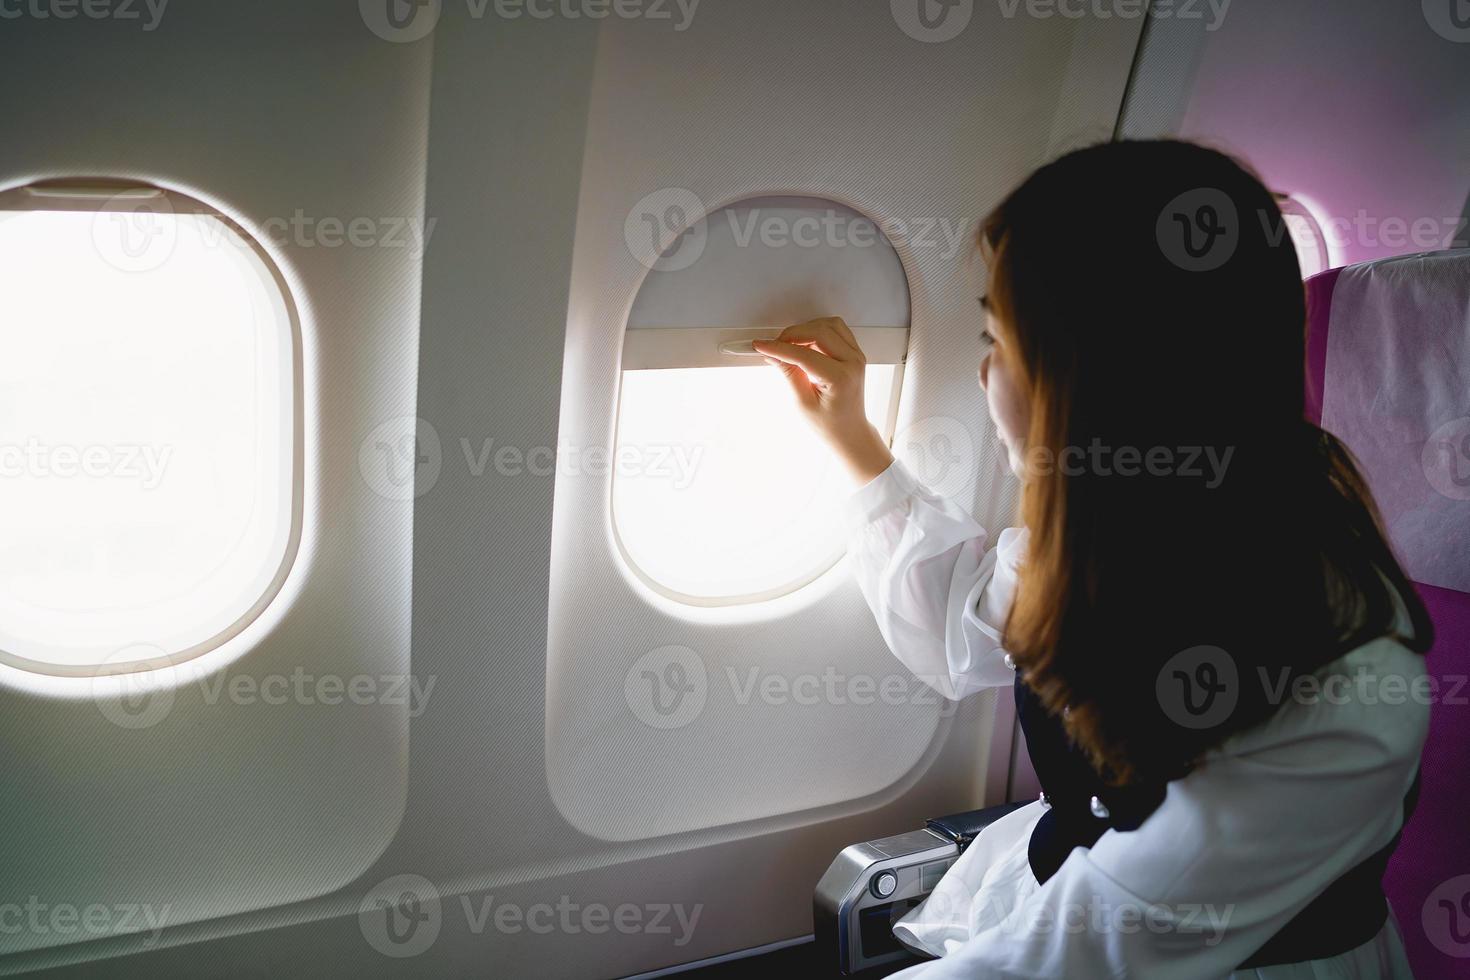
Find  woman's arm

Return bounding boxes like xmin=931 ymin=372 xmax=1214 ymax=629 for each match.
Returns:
xmin=756 ymin=318 xmax=1021 ymax=699
xmin=845 ymin=460 xmax=1025 ymax=699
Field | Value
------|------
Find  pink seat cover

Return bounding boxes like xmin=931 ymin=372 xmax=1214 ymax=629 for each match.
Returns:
xmin=1306 ymin=263 xmax=1470 ymax=978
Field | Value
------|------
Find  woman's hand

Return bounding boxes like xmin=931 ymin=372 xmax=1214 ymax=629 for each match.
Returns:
xmin=752 ymin=317 xmax=895 ymax=487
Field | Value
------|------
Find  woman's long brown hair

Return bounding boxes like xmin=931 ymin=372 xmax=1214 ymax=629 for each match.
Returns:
xmin=983 ymin=140 xmax=1433 ymax=786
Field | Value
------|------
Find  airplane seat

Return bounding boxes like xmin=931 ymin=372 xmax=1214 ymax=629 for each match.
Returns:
xmin=1306 ymin=252 xmax=1470 ymax=978
xmin=816 ymin=250 xmax=1470 ymax=977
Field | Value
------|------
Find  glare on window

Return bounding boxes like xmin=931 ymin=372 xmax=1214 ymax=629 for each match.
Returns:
xmin=0 ymin=188 xmax=299 ymax=675
xmin=613 ymin=362 xmax=899 ymax=605
xmin=1277 ymin=194 xmax=1332 ymax=279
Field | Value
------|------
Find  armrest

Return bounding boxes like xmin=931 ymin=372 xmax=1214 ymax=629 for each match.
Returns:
xmin=815 ymin=801 xmax=1030 ymax=975
xmin=925 ymin=800 xmax=1029 ymax=853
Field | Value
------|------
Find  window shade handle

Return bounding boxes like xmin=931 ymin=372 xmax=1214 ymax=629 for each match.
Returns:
xmin=717 ymin=339 xmax=765 ymax=356
xmin=622 ymin=325 xmax=908 ymax=370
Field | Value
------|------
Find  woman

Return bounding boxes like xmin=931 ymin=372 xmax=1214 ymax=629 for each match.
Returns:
xmin=753 ymin=141 xmax=1432 ymax=978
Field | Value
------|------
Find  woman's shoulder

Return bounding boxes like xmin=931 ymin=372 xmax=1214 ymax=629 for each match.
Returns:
xmin=1214 ymin=634 xmax=1431 ymax=770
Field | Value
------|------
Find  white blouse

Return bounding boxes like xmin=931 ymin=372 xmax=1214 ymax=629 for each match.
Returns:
xmin=845 ymin=460 xmax=1427 ymax=979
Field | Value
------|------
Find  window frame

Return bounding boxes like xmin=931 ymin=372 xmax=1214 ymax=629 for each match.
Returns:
xmin=1275 ymin=192 xmax=1332 ymax=279
xmin=0 ymin=179 xmax=305 ymax=677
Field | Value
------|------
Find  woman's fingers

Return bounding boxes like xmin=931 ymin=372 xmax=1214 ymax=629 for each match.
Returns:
xmin=754 ymin=316 xmax=889 ymax=487
xmin=764 ymin=357 xmax=819 ymax=407
xmin=821 ymin=316 xmax=862 ymax=354
xmin=751 ymin=338 xmax=842 ymax=384
xmin=775 ymin=317 xmax=864 ymax=362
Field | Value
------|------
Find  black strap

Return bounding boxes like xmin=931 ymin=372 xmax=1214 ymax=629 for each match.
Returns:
xmin=1236 ymin=772 xmax=1420 ymax=969
xmin=1014 ymin=672 xmax=1421 ymax=969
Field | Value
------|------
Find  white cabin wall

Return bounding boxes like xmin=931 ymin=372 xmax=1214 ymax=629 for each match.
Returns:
xmin=0 ymin=3 xmax=1145 ymax=977
xmin=0 ymin=3 xmax=429 ymax=970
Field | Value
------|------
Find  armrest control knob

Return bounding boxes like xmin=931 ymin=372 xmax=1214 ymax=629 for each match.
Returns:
xmin=871 ymin=870 xmax=898 ymax=899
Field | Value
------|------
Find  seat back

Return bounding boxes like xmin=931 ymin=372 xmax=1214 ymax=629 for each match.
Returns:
xmin=1306 ymin=255 xmax=1470 ymax=979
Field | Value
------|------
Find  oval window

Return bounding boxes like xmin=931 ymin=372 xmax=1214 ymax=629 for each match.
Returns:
xmin=612 ymin=196 xmax=909 ymax=606
xmin=1277 ymin=194 xmax=1331 ymax=279
xmin=0 ymin=182 xmax=300 ymax=675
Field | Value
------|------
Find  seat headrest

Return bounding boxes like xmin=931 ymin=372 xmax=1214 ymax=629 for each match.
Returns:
xmin=1311 ymin=250 xmax=1470 ymax=595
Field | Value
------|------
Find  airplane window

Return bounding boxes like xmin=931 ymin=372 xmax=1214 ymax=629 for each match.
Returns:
xmin=0 ymin=184 xmax=300 ymax=675
xmin=613 ymin=359 xmax=901 ymax=605
xmin=611 ymin=196 xmax=909 ymax=606
xmin=1277 ymin=194 xmax=1332 ymax=278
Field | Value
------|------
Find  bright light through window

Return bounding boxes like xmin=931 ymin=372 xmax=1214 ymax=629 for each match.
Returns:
xmin=1278 ymin=195 xmax=1331 ymax=279
xmin=0 ymin=199 xmax=298 ymax=674
xmin=613 ymin=363 xmax=897 ymax=604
